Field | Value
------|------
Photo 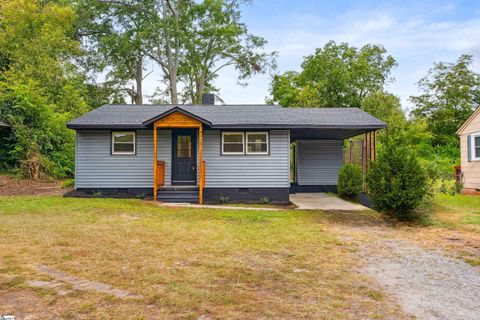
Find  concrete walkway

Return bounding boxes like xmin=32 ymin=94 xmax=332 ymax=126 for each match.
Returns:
xmin=290 ymin=193 xmax=367 ymax=210
xmin=150 ymin=193 xmax=367 ymax=211
xmin=154 ymin=202 xmax=281 ymax=211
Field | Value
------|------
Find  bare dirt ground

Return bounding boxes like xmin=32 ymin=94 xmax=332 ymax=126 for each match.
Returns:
xmin=322 ymin=212 xmax=480 ymax=320
xmin=0 ymin=175 xmax=68 ymax=196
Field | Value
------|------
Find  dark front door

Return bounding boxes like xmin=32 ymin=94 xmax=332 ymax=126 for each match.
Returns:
xmin=172 ymin=130 xmax=197 ymax=185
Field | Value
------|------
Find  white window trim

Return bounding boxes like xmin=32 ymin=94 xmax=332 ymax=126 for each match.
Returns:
xmin=221 ymin=132 xmax=244 ymax=155
xmin=246 ymin=131 xmax=269 ymax=155
xmin=471 ymin=132 xmax=480 ymax=161
xmin=111 ymin=131 xmax=136 ymax=155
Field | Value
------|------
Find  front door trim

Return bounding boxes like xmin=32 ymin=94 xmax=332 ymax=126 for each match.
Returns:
xmin=171 ymin=129 xmax=197 ymax=185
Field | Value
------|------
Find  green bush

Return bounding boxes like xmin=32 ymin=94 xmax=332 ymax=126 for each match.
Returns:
xmin=366 ymin=144 xmax=431 ymax=220
xmin=337 ymin=164 xmax=363 ymax=199
xmin=61 ymin=178 xmax=75 ymax=188
xmin=218 ymin=196 xmax=231 ymax=204
xmin=259 ymin=196 xmax=270 ymax=204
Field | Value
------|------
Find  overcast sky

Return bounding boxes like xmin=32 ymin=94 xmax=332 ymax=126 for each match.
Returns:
xmin=142 ymin=0 xmax=480 ymax=110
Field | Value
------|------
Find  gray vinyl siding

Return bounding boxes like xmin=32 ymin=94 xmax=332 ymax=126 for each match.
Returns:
xmin=296 ymin=140 xmax=344 ymax=185
xmin=203 ymin=130 xmax=290 ymax=188
xmin=75 ymin=129 xmax=290 ymax=189
xmin=74 ymin=131 xmax=78 ymax=189
xmin=158 ymin=130 xmax=172 ymax=186
xmin=76 ymin=130 xmax=173 ymax=188
xmin=76 ymin=130 xmax=152 ymax=188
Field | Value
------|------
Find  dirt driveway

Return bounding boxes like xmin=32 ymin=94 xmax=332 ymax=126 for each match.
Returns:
xmin=323 ymin=212 xmax=480 ymax=320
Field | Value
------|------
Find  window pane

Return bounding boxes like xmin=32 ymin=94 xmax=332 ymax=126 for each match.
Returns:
xmin=114 ymin=133 xmax=134 ymax=143
xmin=177 ymin=135 xmax=192 ymax=158
xmin=248 ymin=134 xmax=267 ymax=143
xmin=114 ymin=143 xmax=134 ymax=153
xmin=248 ymin=143 xmax=267 ymax=153
xmin=476 ymin=147 xmax=480 ymax=158
xmin=475 ymin=136 xmax=480 ymax=147
xmin=224 ymin=134 xmax=243 ymax=143
xmin=224 ymin=143 xmax=243 ymax=153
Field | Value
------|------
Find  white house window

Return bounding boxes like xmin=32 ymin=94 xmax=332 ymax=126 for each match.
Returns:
xmin=246 ymin=132 xmax=269 ymax=154
xmin=472 ymin=133 xmax=480 ymax=160
xmin=222 ymin=132 xmax=244 ymax=154
xmin=112 ymin=131 xmax=136 ymax=155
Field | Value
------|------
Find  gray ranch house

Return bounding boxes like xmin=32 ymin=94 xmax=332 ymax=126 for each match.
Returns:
xmin=67 ymin=97 xmax=385 ymax=204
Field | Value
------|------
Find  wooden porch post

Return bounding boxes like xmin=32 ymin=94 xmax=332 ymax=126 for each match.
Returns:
xmin=199 ymin=125 xmax=204 ymax=204
xmin=364 ymin=132 xmax=368 ymax=172
xmin=369 ymin=131 xmax=373 ymax=161
xmin=153 ymin=125 xmax=157 ymax=201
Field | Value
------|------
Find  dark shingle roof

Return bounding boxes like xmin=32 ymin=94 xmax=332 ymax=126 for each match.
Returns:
xmin=67 ymin=104 xmax=386 ymax=130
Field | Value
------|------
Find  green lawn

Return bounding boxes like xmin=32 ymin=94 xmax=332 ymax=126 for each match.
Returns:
xmin=0 ymin=196 xmax=402 ymax=319
xmin=433 ymin=194 xmax=480 ymax=233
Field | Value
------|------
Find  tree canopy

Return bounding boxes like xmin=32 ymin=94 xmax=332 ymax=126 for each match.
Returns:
xmin=270 ymin=41 xmax=396 ymax=108
xmin=0 ymin=0 xmax=91 ymax=178
xmin=410 ymin=54 xmax=480 ymax=146
xmin=76 ymin=0 xmax=276 ymax=104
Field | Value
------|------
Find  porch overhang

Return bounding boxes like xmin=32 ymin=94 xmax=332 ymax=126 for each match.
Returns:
xmin=290 ymin=126 xmax=385 ymax=141
xmin=143 ymin=106 xmax=212 ymax=127
xmin=152 ymin=111 xmax=205 ymax=204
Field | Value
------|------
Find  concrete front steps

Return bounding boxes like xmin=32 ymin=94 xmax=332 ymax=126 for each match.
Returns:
xmin=156 ymin=186 xmax=199 ymax=203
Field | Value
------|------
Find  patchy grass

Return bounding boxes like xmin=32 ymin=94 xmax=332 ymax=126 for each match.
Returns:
xmin=209 ymin=202 xmax=298 ymax=210
xmin=433 ymin=194 xmax=480 ymax=233
xmin=0 ymin=196 xmax=404 ymax=319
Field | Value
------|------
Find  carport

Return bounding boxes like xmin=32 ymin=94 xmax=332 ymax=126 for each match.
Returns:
xmin=290 ymin=124 xmax=383 ymax=194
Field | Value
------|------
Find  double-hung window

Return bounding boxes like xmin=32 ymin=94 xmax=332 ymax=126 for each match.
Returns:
xmin=222 ymin=132 xmax=244 ymax=154
xmin=112 ymin=131 xmax=136 ymax=155
xmin=472 ymin=133 xmax=480 ymax=160
xmin=246 ymin=132 xmax=269 ymax=155
xmin=221 ymin=131 xmax=269 ymax=155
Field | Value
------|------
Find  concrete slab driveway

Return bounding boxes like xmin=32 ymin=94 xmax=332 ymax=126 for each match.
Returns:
xmin=290 ymin=193 xmax=367 ymax=210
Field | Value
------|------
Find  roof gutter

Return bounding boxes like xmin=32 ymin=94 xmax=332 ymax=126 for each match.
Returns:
xmin=210 ymin=124 xmax=387 ymax=130
xmin=67 ymin=124 xmax=386 ymax=130
xmin=66 ymin=123 xmax=147 ymax=130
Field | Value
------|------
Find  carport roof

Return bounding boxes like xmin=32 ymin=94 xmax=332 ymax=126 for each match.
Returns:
xmin=67 ymin=104 xmax=387 ymax=131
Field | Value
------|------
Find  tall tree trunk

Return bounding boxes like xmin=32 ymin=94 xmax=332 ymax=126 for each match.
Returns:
xmin=134 ymin=57 xmax=143 ymax=104
xmin=194 ymin=74 xmax=205 ymax=104
xmin=151 ymin=0 xmax=181 ymax=104
xmin=170 ymin=71 xmax=178 ymax=104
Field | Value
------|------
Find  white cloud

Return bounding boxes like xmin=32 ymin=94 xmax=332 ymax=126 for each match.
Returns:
xmin=142 ymin=2 xmax=480 ymax=107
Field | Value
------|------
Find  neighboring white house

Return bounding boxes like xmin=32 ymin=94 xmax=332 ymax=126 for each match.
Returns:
xmin=457 ymin=107 xmax=480 ymax=194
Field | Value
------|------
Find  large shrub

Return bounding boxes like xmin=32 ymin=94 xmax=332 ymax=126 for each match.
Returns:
xmin=0 ymin=1 xmax=89 ymax=178
xmin=338 ymin=164 xmax=363 ymax=199
xmin=366 ymin=144 xmax=430 ymax=220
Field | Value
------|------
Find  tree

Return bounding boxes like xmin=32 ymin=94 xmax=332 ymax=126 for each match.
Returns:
xmin=179 ymin=0 xmax=276 ymax=104
xmin=366 ymin=144 xmax=431 ymax=220
xmin=360 ymin=91 xmax=406 ymax=143
xmin=410 ymin=55 xmax=480 ymax=146
xmin=148 ymin=0 xmax=276 ymax=104
xmin=270 ymin=41 xmax=396 ymax=108
xmin=0 ymin=0 xmax=90 ymax=178
xmin=148 ymin=0 xmax=184 ymax=104
xmin=76 ymin=0 xmax=158 ymax=104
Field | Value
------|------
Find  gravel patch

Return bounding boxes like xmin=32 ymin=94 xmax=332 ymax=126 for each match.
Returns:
xmin=34 ymin=264 xmax=142 ymax=299
xmin=361 ymin=239 xmax=480 ymax=320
